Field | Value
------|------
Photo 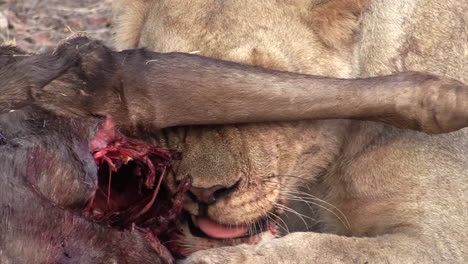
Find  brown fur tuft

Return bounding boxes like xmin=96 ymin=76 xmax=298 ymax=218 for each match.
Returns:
xmin=309 ymin=0 xmax=370 ymax=49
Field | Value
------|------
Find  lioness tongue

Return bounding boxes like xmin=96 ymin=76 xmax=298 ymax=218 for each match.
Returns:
xmin=196 ymin=216 xmax=248 ymax=239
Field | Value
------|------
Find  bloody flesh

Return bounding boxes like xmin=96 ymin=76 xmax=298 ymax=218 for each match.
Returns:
xmin=84 ymin=117 xmax=189 ymax=263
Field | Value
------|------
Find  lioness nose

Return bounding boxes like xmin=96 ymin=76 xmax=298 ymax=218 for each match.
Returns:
xmin=189 ymin=180 xmax=240 ymax=204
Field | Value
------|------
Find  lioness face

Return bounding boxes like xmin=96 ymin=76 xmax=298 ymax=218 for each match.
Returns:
xmin=161 ymin=121 xmax=346 ymax=253
xmin=115 ymin=0 xmax=365 ymax=254
xmin=164 ymin=126 xmax=345 ymax=253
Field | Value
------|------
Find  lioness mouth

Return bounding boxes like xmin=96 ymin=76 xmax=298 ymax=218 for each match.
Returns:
xmin=186 ymin=212 xmax=273 ymax=240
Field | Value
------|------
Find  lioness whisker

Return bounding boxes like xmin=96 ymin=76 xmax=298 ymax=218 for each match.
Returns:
xmin=282 ymin=190 xmax=351 ymax=229
xmin=275 ymin=202 xmax=317 ymax=223
xmin=253 ymin=221 xmax=258 ymax=237
xmin=251 ymin=179 xmax=351 ymax=230
xmin=274 ymin=203 xmax=313 ymax=230
xmin=248 ymin=178 xmax=349 ymax=230
xmin=268 ymin=211 xmax=291 ymax=235
xmin=282 ymin=195 xmax=351 ymax=230
xmin=276 ymin=174 xmax=315 ymax=183
xmin=266 ymin=214 xmax=288 ymax=235
xmin=260 ymin=175 xmax=312 ymax=185
xmin=162 ymin=239 xmax=180 ymax=245
xmin=283 ymin=190 xmax=339 ymax=210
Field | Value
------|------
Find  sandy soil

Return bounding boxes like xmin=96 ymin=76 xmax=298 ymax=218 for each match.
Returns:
xmin=0 ymin=0 xmax=114 ymax=52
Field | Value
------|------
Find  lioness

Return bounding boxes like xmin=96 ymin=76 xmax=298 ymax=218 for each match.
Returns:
xmin=3 ymin=36 xmax=467 ymax=264
xmin=113 ymin=0 xmax=468 ymax=263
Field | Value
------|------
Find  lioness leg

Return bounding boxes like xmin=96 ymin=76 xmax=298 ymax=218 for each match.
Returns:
xmin=183 ymin=232 xmax=438 ymax=264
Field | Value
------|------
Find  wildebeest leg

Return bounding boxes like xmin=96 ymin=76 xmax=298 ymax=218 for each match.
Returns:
xmin=115 ymin=51 xmax=468 ymax=134
xmin=0 ymin=44 xmax=78 ymax=113
xmin=33 ymin=38 xmax=468 ymax=134
xmin=1 ymin=37 xmax=467 ymax=134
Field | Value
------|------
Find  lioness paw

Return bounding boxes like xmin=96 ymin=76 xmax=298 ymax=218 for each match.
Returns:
xmin=181 ymin=234 xmax=310 ymax=264
xmin=181 ymin=244 xmax=261 ymax=264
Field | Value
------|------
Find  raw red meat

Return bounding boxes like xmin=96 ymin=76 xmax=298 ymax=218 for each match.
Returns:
xmin=84 ymin=117 xmax=190 ymax=263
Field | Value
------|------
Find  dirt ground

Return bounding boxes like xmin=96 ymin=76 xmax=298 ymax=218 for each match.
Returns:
xmin=0 ymin=0 xmax=114 ymax=53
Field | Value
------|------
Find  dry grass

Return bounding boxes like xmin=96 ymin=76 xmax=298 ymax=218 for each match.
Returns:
xmin=0 ymin=0 xmax=114 ymax=52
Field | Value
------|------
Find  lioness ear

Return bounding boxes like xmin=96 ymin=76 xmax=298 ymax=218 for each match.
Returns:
xmin=113 ymin=0 xmax=151 ymax=50
xmin=308 ymin=0 xmax=370 ymax=49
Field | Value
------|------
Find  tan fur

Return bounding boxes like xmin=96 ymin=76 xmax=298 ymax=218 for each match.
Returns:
xmin=113 ymin=0 xmax=151 ymax=49
xmin=115 ymin=0 xmax=467 ymax=263
xmin=310 ymin=0 xmax=370 ymax=49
